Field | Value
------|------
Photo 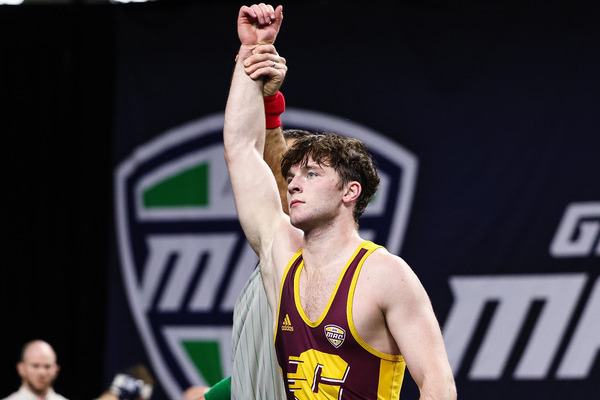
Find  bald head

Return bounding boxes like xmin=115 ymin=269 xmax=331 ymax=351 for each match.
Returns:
xmin=18 ymin=340 xmax=60 ymax=396
xmin=21 ymin=340 xmax=57 ymax=363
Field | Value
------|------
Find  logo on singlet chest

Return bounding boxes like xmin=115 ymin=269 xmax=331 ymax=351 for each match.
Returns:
xmin=281 ymin=314 xmax=295 ymax=331
xmin=324 ymin=325 xmax=346 ymax=348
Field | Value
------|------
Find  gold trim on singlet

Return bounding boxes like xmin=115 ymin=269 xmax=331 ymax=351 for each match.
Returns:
xmin=378 ymin=357 xmax=405 ymax=399
xmin=293 ymin=242 xmax=370 ymax=328
xmin=347 ymin=242 xmax=405 ymax=362
xmin=274 ymin=242 xmax=406 ymax=398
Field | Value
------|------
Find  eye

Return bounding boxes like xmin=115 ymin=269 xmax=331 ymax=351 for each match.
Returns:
xmin=307 ymin=171 xmax=317 ymax=178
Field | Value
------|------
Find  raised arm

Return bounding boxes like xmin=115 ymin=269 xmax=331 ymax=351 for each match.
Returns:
xmin=223 ymin=5 xmax=289 ymax=256
xmin=243 ymin=43 xmax=289 ymax=213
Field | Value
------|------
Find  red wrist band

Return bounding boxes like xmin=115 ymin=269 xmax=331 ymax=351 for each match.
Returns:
xmin=264 ymin=91 xmax=285 ymax=129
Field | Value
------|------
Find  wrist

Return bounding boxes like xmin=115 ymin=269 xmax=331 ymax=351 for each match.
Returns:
xmin=237 ymin=44 xmax=255 ymax=63
xmin=264 ymin=91 xmax=285 ymax=129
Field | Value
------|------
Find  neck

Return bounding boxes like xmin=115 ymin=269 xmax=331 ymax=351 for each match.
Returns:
xmin=301 ymin=222 xmax=363 ymax=270
xmin=24 ymin=384 xmax=50 ymax=400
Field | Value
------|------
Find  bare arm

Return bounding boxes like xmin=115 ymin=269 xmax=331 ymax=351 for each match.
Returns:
xmin=224 ymin=5 xmax=298 ymax=280
xmin=377 ymin=256 xmax=457 ymax=400
xmin=224 ymin=61 xmax=285 ymax=248
xmin=243 ymin=43 xmax=290 ymax=213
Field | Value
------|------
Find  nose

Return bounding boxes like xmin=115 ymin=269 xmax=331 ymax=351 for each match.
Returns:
xmin=287 ymin=174 xmax=301 ymax=193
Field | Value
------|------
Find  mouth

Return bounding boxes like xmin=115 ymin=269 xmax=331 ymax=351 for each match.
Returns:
xmin=290 ymin=199 xmax=303 ymax=208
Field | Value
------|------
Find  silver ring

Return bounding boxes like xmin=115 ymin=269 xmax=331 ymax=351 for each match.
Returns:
xmin=271 ymin=61 xmax=277 ymax=68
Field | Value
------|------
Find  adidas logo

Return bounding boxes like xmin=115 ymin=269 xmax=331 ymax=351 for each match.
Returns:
xmin=281 ymin=314 xmax=294 ymax=332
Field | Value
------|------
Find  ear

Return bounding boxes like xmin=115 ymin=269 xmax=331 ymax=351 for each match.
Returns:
xmin=17 ymin=362 xmax=25 ymax=378
xmin=342 ymin=181 xmax=361 ymax=204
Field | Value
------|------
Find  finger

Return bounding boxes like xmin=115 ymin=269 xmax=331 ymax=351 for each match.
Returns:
xmin=245 ymin=58 xmax=287 ymax=77
xmin=243 ymin=51 xmax=273 ymax=64
xmin=275 ymin=62 xmax=288 ymax=72
xmin=243 ymin=53 xmax=282 ymax=68
xmin=246 ymin=65 xmax=269 ymax=80
xmin=265 ymin=4 xmax=276 ymax=20
xmin=252 ymin=3 xmax=272 ymax=25
xmin=248 ymin=5 xmax=264 ymax=25
xmin=247 ymin=65 xmax=286 ymax=80
xmin=239 ymin=5 xmax=257 ymax=19
xmin=271 ymin=5 xmax=283 ymax=30
xmin=243 ymin=55 xmax=286 ymax=74
xmin=251 ymin=44 xmax=278 ymax=56
xmin=244 ymin=59 xmax=274 ymax=75
xmin=257 ymin=3 xmax=275 ymax=23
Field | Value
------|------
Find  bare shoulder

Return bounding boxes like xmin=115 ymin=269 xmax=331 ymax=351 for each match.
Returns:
xmin=362 ymin=247 xmax=417 ymax=283
xmin=361 ymin=248 xmax=430 ymax=307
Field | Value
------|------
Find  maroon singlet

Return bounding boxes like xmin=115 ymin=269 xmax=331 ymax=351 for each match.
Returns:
xmin=274 ymin=241 xmax=406 ymax=400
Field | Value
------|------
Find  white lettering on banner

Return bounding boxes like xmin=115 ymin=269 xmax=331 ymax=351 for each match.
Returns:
xmin=443 ymin=274 xmax=590 ymax=380
xmin=141 ymin=234 xmax=238 ymax=312
xmin=556 ymin=277 xmax=600 ymax=378
xmin=550 ymin=202 xmax=600 ymax=257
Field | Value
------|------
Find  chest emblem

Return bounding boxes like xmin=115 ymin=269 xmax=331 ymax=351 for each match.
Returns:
xmin=324 ymin=324 xmax=346 ymax=348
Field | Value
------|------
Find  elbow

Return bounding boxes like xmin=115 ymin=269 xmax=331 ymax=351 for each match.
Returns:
xmin=223 ymin=147 xmax=233 ymax=166
xmin=223 ymin=135 xmax=261 ymax=162
xmin=440 ymin=376 xmax=457 ymax=400
xmin=436 ymin=372 xmax=457 ymax=400
xmin=223 ymin=139 xmax=244 ymax=166
xmin=420 ymin=373 xmax=457 ymax=400
xmin=446 ymin=379 xmax=457 ymax=400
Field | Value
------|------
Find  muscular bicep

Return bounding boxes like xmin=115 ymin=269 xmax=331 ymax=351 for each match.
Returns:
xmin=381 ymin=261 xmax=456 ymax=398
xmin=225 ymin=145 xmax=288 ymax=254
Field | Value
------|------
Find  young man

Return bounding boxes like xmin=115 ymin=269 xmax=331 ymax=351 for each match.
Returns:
xmin=224 ymin=4 xmax=456 ymax=399
xmin=2 ymin=340 xmax=69 ymax=400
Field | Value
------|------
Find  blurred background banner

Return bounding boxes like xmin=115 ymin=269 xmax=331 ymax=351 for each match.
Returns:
xmin=3 ymin=2 xmax=599 ymax=400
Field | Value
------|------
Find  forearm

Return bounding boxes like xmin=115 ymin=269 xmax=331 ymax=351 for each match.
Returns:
xmin=223 ymin=46 xmax=285 ymax=253
xmin=224 ymin=49 xmax=265 ymax=159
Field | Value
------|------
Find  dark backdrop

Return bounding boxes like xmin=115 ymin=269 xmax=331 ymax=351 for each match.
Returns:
xmin=2 ymin=2 xmax=599 ymax=400
xmin=1 ymin=4 xmax=114 ymax=400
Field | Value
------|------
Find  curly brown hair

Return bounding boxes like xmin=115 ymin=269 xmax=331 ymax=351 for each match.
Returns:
xmin=281 ymin=132 xmax=380 ymax=222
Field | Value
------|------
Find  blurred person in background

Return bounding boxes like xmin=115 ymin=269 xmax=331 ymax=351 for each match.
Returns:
xmin=2 ymin=340 xmax=68 ymax=400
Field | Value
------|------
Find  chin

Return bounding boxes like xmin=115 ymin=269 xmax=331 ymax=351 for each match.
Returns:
xmin=290 ymin=216 xmax=319 ymax=233
xmin=289 ymin=215 xmax=308 ymax=230
xmin=289 ymin=217 xmax=302 ymax=229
